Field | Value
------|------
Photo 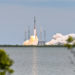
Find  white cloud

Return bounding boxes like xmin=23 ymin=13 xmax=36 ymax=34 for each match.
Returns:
xmin=46 ymin=33 xmax=75 ymax=45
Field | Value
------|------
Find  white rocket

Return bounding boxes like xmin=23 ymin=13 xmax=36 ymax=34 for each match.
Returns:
xmin=34 ymin=16 xmax=37 ymax=37
xmin=23 ymin=16 xmax=38 ymax=45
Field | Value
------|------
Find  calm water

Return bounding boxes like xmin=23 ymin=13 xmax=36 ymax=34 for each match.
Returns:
xmin=0 ymin=47 xmax=75 ymax=75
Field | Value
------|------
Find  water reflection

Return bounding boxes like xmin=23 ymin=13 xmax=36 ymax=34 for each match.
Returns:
xmin=32 ymin=48 xmax=38 ymax=75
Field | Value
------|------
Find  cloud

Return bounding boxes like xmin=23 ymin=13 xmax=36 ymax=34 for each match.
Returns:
xmin=46 ymin=33 xmax=75 ymax=45
xmin=23 ymin=35 xmax=38 ymax=45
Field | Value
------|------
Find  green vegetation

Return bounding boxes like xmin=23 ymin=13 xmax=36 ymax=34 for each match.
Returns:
xmin=64 ymin=44 xmax=72 ymax=49
xmin=0 ymin=49 xmax=14 ymax=75
xmin=66 ymin=36 xmax=73 ymax=43
xmin=64 ymin=36 xmax=74 ymax=49
xmin=0 ymin=45 xmax=65 ymax=47
xmin=0 ymin=44 xmax=75 ymax=48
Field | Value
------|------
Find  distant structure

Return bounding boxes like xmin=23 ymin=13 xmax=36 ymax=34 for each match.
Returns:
xmin=38 ymin=28 xmax=46 ymax=46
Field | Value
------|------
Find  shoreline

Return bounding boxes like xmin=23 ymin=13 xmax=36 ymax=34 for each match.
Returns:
xmin=0 ymin=45 xmax=74 ymax=48
xmin=0 ymin=45 xmax=70 ymax=47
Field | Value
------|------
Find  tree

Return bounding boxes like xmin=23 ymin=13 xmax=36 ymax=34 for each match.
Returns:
xmin=64 ymin=36 xmax=73 ymax=49
xmin=0 ymin=49 xmax=14 ymax=75
xmin=66 ymin=36 xmax=73 ymax=43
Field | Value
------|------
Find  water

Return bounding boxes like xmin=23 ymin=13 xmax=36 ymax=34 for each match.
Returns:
xmin=0 ymin=47 xmax=75 ymax=75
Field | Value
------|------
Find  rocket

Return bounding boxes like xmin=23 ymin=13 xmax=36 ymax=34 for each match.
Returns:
xmin=34 ymin=16 xmax=37 ymax=36
xmin=23 ymin=16 xmax=38 ymax=45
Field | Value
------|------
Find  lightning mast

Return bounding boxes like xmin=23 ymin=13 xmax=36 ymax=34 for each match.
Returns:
xmin=44 ymin=30 xmax=46 ymax=42
xmin=40 ymin=27 xmax=42 ymax=41
xmin=24 ymin=29 xmax=27 ymax=41
xmin=34 ymin=16 xmax=36 ymax=29
xmin=28 ymin=26 xmax=30 ymax=39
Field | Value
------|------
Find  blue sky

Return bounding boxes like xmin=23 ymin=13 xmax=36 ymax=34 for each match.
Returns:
xmin=0 ymin=0 xmax=75 ymax=44
xmin=0 ymin=0 xmax=75 ymax=7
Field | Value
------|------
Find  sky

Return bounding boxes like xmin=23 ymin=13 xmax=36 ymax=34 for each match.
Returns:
xmin=0 ymin=0 xmax=75 ymax=45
